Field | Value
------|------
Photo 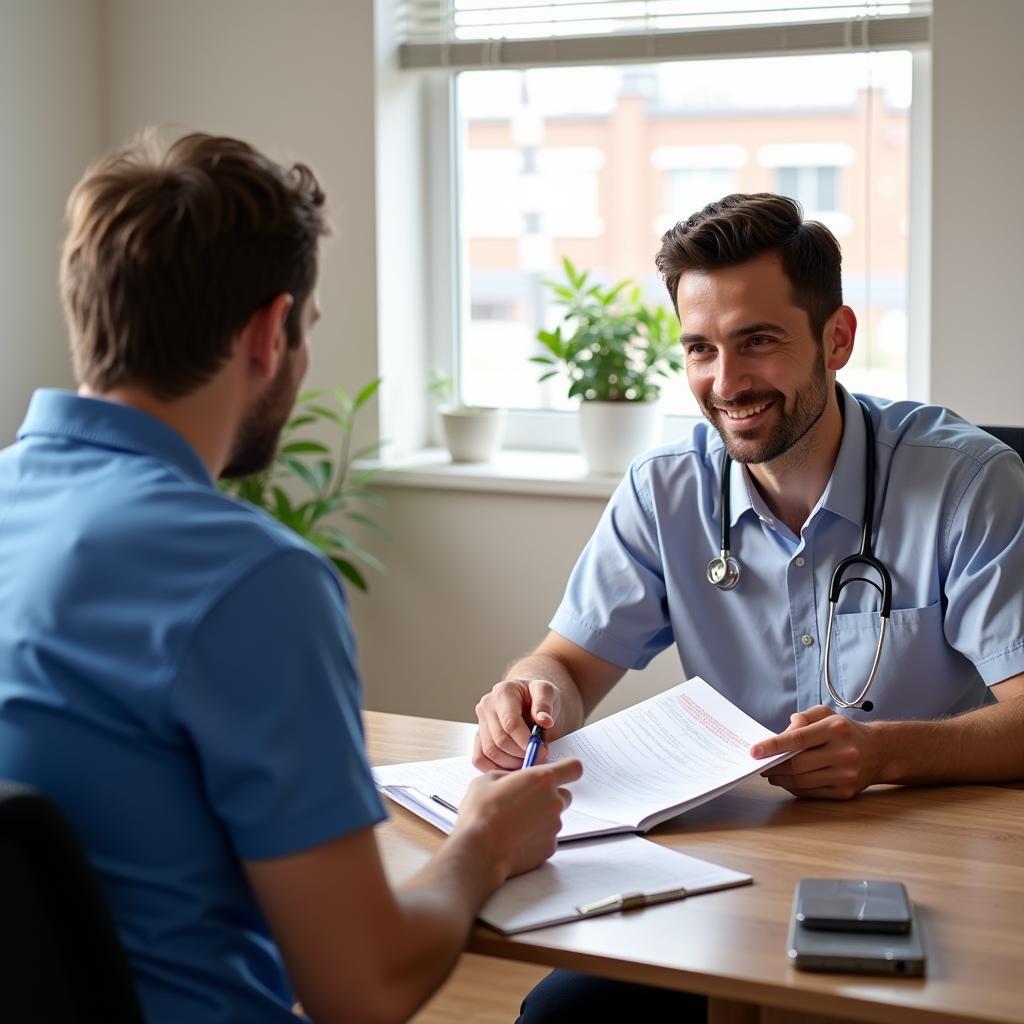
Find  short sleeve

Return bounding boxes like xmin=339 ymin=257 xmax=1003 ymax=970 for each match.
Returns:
xmin=549 ymin=466 xmax=674 ymax=669
xmin=943 ymin=449 xmax=1024 ymax=685
xmin=169 ymin=549 xmax=386 ymax=860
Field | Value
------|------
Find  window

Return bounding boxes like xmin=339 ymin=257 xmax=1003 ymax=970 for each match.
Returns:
xmin=776 ymin=166 xmax=839 ymax=214
xmin=457 ymin=53 xmax=914 ymax=416
xmin=400 ymin=1 xmax=930 ymax=448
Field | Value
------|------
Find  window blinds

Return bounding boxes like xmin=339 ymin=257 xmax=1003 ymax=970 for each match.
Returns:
xmin=397 ymin=1 xmax=931 ymax=69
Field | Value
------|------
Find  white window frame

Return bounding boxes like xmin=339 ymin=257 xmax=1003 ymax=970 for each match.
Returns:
xmin=424 ymin=52 xmax=932 ymax=454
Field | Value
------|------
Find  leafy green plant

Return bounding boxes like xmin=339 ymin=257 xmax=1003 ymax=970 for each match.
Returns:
xmin=532 ymin=257 xmax=682 ymax=402
xmin=220 ymin=381 xmax=387 ymax=592
xmin=427 ymin=367 xmax=455 ymax=405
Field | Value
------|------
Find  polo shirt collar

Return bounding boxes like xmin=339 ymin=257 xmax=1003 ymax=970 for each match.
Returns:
xmin=17 ymin=389 xmax=213 ymax=486
xmin=724 ymin=382 xmax=863 ymax=530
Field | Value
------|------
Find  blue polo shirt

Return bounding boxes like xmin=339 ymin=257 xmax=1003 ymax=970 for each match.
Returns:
xmin=552 ymin=386 xmax=1024 ymax=730
xmin=0 ymin=390 xmax=386 ymax=1023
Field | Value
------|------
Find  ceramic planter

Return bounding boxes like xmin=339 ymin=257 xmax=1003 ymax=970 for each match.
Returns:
xmin=578 ymin=400 xmax=661 ymax=475
xmin=440 ymin=406 xmax=506 ymax=463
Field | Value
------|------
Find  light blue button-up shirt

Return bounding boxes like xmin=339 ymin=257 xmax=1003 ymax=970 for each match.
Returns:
xmin=551 ymin=386 xmax=1024 ymax=732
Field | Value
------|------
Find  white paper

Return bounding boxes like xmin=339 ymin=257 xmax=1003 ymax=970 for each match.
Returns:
xmin=373 ymin=758 xmax=623 ymax=841
xmin=373 ymin=676 xmax=793 ymax=840
xmin=549 ymin=676 xmax=793 ymax=829
xmin=479 ymin=834 xmax=751 ymax=934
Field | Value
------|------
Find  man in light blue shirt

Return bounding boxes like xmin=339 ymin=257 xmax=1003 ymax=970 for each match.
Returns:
xmin=0 ymin=131 xmax=581 ymax=1024
xmin=474 ymin=193 xmax=1024 ymax=801
xmin=483 ymin=191 xmax=1024 ymax=1024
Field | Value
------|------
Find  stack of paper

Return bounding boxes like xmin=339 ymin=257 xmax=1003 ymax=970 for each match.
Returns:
xmin=373 ymin=676 xmax=793 ymax=841
xmin=480 ymin=834 xmax=751 ymax=934
xmin=374 ymin=677 xmax=791 ymax=933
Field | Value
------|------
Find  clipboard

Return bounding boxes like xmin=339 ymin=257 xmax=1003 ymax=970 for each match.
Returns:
xmin=478 ymin=834 xmax=752 ymax=935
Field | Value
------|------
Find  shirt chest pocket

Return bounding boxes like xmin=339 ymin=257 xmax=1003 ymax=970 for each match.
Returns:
xmin=826 ymin=602 xmax=979 ymax=720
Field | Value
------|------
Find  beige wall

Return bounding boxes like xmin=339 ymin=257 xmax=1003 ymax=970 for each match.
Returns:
xmin=0 ymin=0 xmax=100 ymax=442
xmin=929 ymin=0 xmax=1024 ymax=426
xmin=347 ymin=483 xmax=682 ymax=720
xmin=101 ymin=0 xmax=380 ymax=446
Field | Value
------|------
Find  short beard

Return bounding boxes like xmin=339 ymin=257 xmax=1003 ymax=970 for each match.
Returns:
xmin=705 ymin=346 xmax=829 ymax=465
xmin=221 ymin=351 xmax=298 ymax=479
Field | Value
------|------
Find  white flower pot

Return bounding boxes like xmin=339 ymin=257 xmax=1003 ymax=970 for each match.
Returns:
xmin=578 ymin=400 xmax=662 ymax=475
xmin=440 ymin=406 xmax=506 ymax=463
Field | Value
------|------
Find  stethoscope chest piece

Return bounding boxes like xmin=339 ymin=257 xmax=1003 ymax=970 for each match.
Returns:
xmin=707 ymin=554 xmax=740 ymax=590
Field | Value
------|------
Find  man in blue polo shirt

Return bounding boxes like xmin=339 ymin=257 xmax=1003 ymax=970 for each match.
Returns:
xmin=472 ymin=194 xmax=1024 ymax=1022
xmin=0 ymin=131 xmax=581 ymax=1024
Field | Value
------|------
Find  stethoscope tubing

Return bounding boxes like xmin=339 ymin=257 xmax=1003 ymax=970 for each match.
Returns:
xmin=707 ymin=398 xmax=893 ymax=711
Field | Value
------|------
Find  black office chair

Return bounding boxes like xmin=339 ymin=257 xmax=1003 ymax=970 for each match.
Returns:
xmin=0 ymin=781 xmax=145 ymax=1023
xmin=979 ymin=424 xmax=1024 ymax=461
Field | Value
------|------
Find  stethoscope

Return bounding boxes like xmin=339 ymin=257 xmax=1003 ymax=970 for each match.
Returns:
xmin=706 ymin=400 xmax=892 ymax=713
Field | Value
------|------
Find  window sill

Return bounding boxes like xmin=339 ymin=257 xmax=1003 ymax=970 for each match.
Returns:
xmin=364 ymin=448 xmax=620 ymax=499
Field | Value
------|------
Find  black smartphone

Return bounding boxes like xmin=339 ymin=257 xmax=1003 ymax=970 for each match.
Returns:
xmin=794 ymin=878 xmax=912 ymax=934
xmin=787 ymin=896 xmax=926 ymax=976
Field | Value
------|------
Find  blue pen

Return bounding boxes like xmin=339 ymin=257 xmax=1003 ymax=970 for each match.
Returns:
xmin=522 ymin=724 xmax=545 ymax=769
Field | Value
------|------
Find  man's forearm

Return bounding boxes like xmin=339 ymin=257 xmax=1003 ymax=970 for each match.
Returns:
xmin=873 ymin=694 xmax=1024 ymax=786
xmin=378 ymin=829 xmax=504 ymax=1023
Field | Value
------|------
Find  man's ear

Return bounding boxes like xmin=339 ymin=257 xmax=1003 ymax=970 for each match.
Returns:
xmin=241 ymin=293 xmax=295 ymax=381
xmin=824 ymin=305 xmax=856 ymax=372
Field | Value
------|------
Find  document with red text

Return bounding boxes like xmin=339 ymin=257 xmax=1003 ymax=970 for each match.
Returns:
xmin=373 ymin=676 xmax=795 ymax=842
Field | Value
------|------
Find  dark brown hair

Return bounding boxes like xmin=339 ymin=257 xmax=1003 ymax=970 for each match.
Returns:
xmin=61 ymin=131 xmax=329 ymax=399
xmin=655 ymin=193 xmax=842 ymax=339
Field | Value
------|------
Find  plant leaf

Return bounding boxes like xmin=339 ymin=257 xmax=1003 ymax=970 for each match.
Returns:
xmin=280 ymin=440 xmax=330 ymax=455
xmin=313 ymin=529 xmax=385 ymax=572
xmin=330 ymin=556 xmax=368 ymax=592
xmin=344 ymin=511 xmax=392 ymax=538
xmin=353 ymin=378 xmax=381 ymax=410
xmin=349 ymin=440 xmax=384 ymax=461
xmin=280 ymin=456 xmax=321 ymax=494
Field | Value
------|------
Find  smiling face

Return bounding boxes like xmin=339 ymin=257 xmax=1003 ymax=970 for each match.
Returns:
xmin=677 ymin=253 xmax=851 ymax=466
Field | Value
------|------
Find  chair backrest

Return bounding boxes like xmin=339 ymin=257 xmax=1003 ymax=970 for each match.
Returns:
xmin=979 ymin=424 xmax=1024 ymax=461
xmin=0 ymin=781 xmax=145 ymax=1023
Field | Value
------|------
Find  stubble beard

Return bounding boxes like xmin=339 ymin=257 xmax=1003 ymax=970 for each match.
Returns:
xmin=220 ymin=350 xmax=300 ymax=480
xmin=705 ymin=346 xmax=830 ymax=466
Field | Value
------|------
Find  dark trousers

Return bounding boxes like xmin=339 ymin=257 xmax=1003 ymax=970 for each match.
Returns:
xmin=516 ymin=969 xmax=708 ymax=1022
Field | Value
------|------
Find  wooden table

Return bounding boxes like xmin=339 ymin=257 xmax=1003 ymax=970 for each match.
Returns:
xmin=366 ymin=711 xmax=1024 ymax=1024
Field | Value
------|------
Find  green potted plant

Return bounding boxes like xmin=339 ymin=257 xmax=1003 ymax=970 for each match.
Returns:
xmin=428 ymin=368 xmax=506 ymax=464
xmin=220 ymin=381 xmax=387 ymax=592
xmin=533 ymin=257 xmax=682 ymax=474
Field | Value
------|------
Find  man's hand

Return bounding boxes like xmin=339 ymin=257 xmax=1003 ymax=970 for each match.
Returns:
xmin=472 ymin=635 xmax=625 ymax=771
xmin=472 ymin=677 xmax=562 ymax=771
xmin=455 ymin=757 xmax=583 ymax=881
xmin=751 ymin=706 xmax=881 ymax=800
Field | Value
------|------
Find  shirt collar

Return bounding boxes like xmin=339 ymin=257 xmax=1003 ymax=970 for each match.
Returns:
xmin=728 ymin=451 xmax=756 ymax=529
xmin=17 ymin=389 xmax=213 ymax=486
xmin=817 ymin=383 xmax=866 ymax=527
xmin=725 ymin=383 xmax=864 ymax=530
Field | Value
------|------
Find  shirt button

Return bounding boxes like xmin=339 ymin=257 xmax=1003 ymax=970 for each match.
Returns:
xmin=800 ymin=634 xmax=814 ymax=647
xmin=795 ymin=556 xmax=806 ymax=567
